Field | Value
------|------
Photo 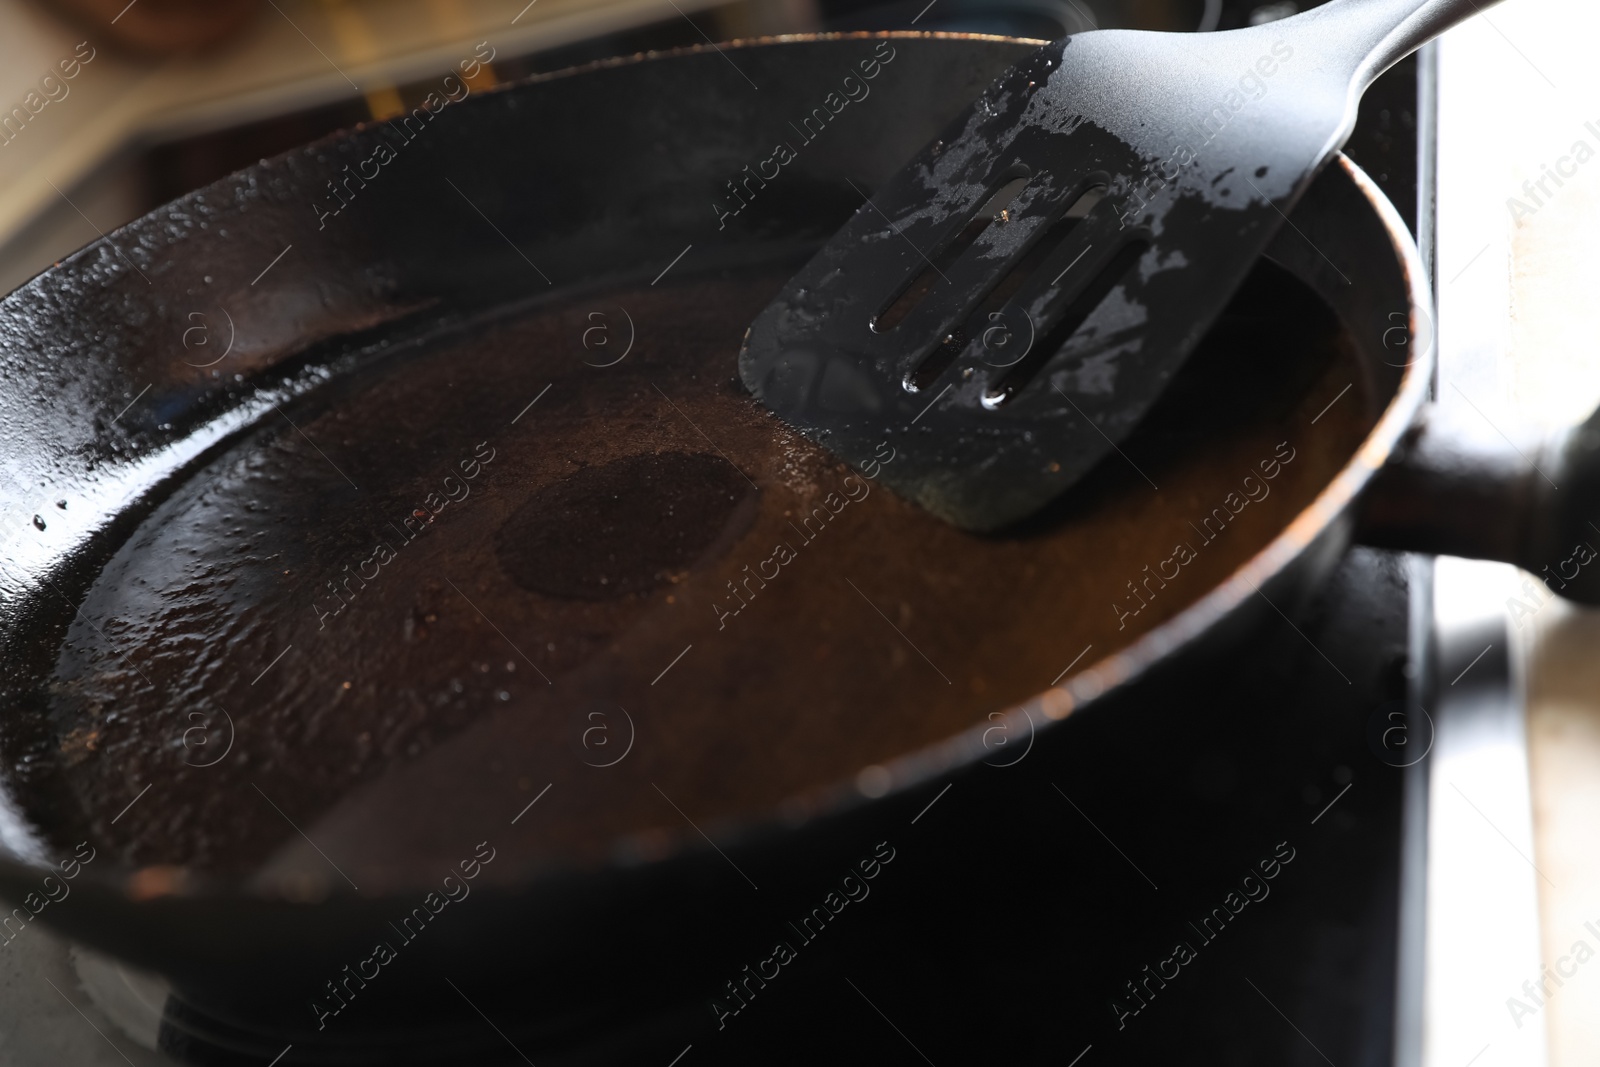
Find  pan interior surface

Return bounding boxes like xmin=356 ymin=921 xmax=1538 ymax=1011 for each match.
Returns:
xmin=33 ymin=251 xmax=1373 ymax=886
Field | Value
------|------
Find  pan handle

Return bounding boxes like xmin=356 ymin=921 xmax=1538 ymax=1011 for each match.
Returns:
xmin=1357 ymin=401 xmax=1600 ymax=604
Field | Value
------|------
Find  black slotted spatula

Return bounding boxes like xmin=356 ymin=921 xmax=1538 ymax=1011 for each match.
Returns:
xmin=740 ymin=0 xmax=1497 ymax=531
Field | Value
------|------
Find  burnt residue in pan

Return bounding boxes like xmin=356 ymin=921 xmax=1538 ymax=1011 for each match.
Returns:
xmin=37 ymin=256 xmax=1372 ymax=881
xmin=495 ymin=451 xmax=759 ymax=601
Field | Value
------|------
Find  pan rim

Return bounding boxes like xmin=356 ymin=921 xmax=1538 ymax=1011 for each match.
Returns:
xmin=0 ymin=35 xmax=1431 ymax=906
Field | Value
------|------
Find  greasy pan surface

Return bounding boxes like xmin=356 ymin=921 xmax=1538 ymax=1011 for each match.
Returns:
xmin=0 ymin=32 xmax=1428 ymax=1006
xmin=48 ymin=261 xmax=1365 ymax=884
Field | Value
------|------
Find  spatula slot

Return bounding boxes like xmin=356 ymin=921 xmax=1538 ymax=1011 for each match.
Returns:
xmin=902 ymin=328 xmax=971 ymax=392
xmin=903 ymin=182 xmax=1108 ymax=391
xmin=872 ymin=171 xmax=1032 ymax=335
xmin=973 ymin=184 xmax=1106 ymax=322
xmin=984 ymin=237 xmax=1151 ymax=407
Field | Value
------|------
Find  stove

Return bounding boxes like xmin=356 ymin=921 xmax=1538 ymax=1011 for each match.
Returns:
xmin=0 ymin=1 xmax=1506 ymax=1064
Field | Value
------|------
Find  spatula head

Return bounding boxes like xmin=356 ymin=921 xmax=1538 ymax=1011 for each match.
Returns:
xmin=740 ymin=24 xmax=1358 ymax=530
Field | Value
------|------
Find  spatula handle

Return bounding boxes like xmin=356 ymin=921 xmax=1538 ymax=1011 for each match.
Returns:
xmin=1278 ymin=0 xmax=1507 ymax=90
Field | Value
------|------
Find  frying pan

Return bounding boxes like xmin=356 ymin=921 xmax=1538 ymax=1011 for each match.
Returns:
xmin=0 ymin=30 xmax=1586 ymax=1064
